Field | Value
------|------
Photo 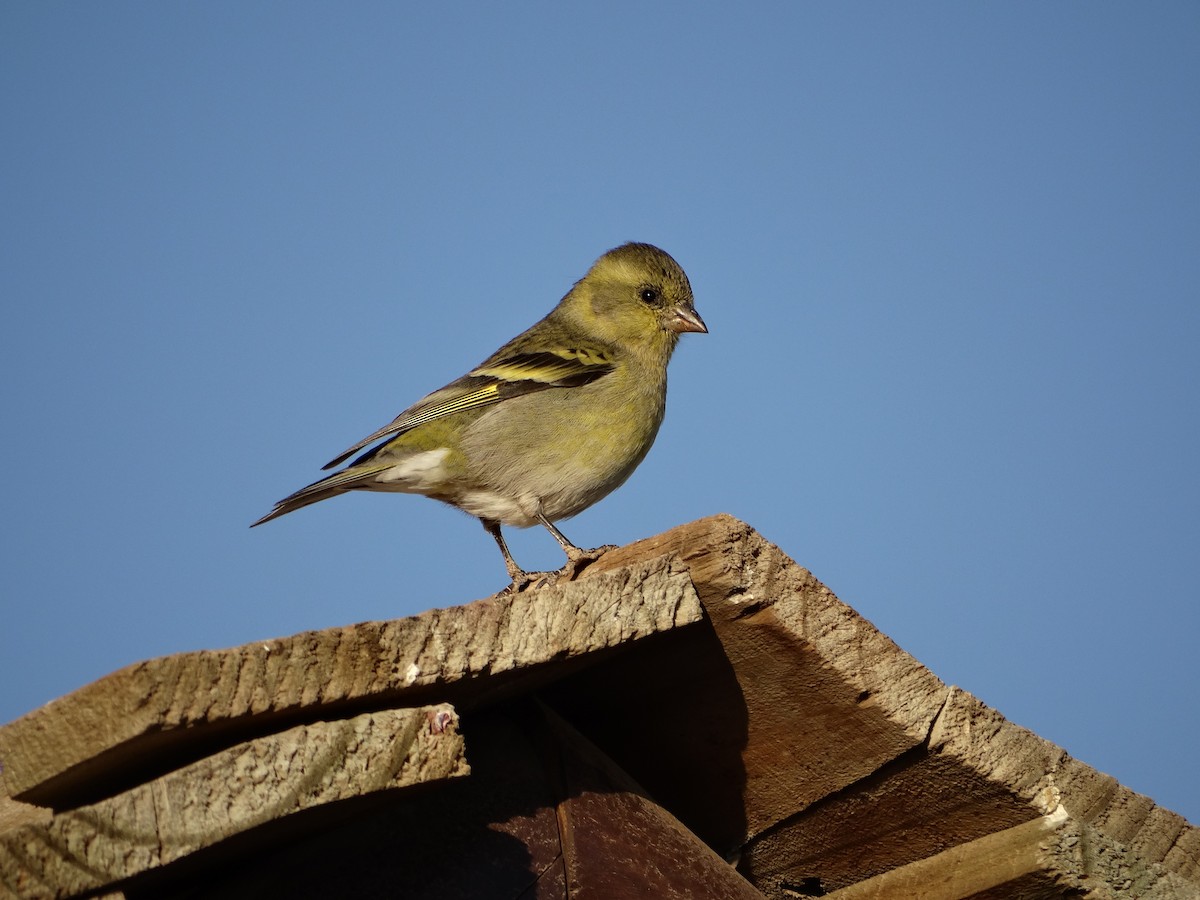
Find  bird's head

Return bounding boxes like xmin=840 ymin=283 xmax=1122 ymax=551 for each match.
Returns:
xmin=560 ymin=242 xmax=707 ymax=358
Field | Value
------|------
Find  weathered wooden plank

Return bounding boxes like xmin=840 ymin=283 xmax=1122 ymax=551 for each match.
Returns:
xmin=587 ymin=515 xmax=952 ymax=840
xmin=928 ymin=687 xmax=1200 ymax=883
xmin=0 ymin=557 xmax=700 ymax=807
xmin=173 ymin=704 xmax=568 ymax=900
xmin=538 ymin=703 xmax=766 ymax=899
xmin=825 ymin=806 xmax=1198 ymax=900
xmin=737 ymin=746 xmax=1044 ymax=894
xmin=0 ymin=798 xmax=48 ymax=834
xmin=150 ymin=701 xmax=764 ymax=900
xmin=583 ymin=515 xmax=1200 ymax=895
xmin=2 ymin=514 xmax=1195 ymax=898
xmin=0 ymin=706 xmax=467 ymax=900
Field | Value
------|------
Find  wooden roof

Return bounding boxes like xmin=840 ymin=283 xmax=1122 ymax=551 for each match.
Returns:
xmin=1 ymin=515 xmax=1195 ymax=898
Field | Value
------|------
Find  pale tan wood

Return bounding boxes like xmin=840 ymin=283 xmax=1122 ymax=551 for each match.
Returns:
xmin=825 ymin=807 xmax=1199 ymax=900
xmin=0 ymin=797 xmax=49 ymax=833
xmin=0 ymin=706 xmax=467 ymax=900
xmin=0 ymin=557 xmax=699 ymax=806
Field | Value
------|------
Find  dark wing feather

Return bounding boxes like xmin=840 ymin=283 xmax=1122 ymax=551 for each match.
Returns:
xmin=321 ymin=349 xmax=615 ymax=469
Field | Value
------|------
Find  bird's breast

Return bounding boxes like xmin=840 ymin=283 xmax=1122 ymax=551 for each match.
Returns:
xmin=457 ymin=367 xmax=667 ymax=524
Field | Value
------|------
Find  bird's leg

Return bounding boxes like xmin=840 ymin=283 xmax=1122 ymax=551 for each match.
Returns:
xmin=536 ymin=513 xmax=617 ymax=580
xmin=483 ymin=518 xmax=524 ymax=582
xmin=482 ymin=519 xmax=552 ymax=593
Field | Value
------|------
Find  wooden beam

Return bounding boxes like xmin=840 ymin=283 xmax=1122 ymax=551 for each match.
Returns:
xmin=0 ymin=557 xmax=700 ymax=808
xmin=0 ymin=706 xmax=467 ymax=899
xmin=825 ymin=807 xmax=1197 ymax=900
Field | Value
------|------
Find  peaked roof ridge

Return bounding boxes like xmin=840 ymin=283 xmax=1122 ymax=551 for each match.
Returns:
xmin=0 ymin=515 xmax=1194 ymax=898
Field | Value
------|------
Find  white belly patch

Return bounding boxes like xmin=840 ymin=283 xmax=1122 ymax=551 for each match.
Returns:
xmin=373 ymin=449 xmax=451 ymax=491
xmin=455 ymin=489 xmax=532 ymax=525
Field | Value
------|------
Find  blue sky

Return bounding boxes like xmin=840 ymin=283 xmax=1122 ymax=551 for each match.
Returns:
xmin=3 ymin=4 xmax=1197 ymax=825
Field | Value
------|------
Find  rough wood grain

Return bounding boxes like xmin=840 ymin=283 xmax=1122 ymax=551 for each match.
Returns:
xmin=538 ymin=703 xmax=766 ymax=899
xmin=825 ymin=806 xmax=1199 ymax=900
xmin=586 ymin=515 xmax=1200 ymax=894
xmin=149 ymin=701 xmax=765 ymax=900
xmin=183 ymin=704 xmax=572 ymax=900
xmin=1 ymin=514 xmax=1195 ymax=898
xmin=0 ymin=557 xmax=699 ymax=808
xmin=0 ymin=798 xmax=48 ymax=834
xmin=0 ymin=706 xmax=467 ymax=900
xmin=588 ymin=516 xmax=952 ymax=838
xmin=928 ymin=687 xmax=1200 ymax=883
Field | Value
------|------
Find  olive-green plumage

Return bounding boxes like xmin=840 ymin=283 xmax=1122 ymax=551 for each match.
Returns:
xmin=252 ymin=242 xmax=706 ymax=589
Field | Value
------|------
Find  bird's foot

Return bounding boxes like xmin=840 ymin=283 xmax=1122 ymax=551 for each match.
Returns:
xmin=501 ymin=545 xmax=617 ymax=594
xmin=561 ymin=544 xmax=618 ymax=581
xmin=502 ymin=569 xmax=560 ymax=594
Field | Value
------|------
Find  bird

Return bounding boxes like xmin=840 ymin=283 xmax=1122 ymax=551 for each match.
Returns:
xmin=252 ymin=242 xmax=707 ymax=591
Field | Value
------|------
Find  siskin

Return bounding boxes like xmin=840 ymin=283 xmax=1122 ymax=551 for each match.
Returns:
xmin=252 ymin=242 xmax=706 ymax=590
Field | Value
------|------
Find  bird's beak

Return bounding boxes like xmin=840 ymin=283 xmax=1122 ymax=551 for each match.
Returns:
xmin=667 ymin=305 xmax=708 ymax=334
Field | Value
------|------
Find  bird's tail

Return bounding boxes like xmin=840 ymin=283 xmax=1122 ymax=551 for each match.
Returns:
xmin=250 ymin=463 xmax=392 ymax=527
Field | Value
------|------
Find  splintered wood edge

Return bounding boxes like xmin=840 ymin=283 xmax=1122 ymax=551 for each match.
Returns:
xmin=590 ymin=514 xmax=1199 ymax=887
xmin=0 ymin=706 xmax=468 ymax=900
xmin=0 ymin=555 xmax=701 ymax=804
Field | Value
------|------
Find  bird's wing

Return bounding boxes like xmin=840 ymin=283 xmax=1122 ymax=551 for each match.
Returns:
xmin=322 ymin=349 xmax=616 ymax=469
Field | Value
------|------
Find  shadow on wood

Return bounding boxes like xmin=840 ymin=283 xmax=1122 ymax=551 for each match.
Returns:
xmin=1 ymin=515 xmax=1196 ymax=899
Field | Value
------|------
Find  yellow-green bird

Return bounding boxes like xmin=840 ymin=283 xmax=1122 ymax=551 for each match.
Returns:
xmin=252 ymin=242 xmax=706 ymax=590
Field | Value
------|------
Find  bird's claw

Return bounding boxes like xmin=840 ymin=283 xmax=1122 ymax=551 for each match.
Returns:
xmin=502 ymin=569 xmax=558 ymax=594
xmin=561 ymin=544 xmax=618 ymax=580
xmin=501 ymin=545 xmax=617 ymax=594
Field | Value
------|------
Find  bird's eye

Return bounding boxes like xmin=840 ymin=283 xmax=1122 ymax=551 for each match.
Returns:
xmin=639 ymin=288 xmax=659 ymax=304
